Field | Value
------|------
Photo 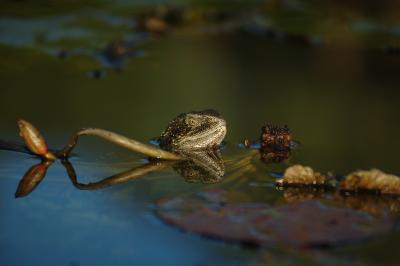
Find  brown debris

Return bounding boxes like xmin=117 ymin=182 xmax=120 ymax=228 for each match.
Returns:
xmin=278 ymin=166 xmax=400 ymax=195
xmin=341 ymin=169 xmax=400 ymax=195
xmin=277 ymin=165 xmax=327 ymax=186
xmin=258 ymin=124 xmax=293 ymax=164
xmin=260 ymin=148 xmax=291 ymax=164
xmin=261 ymin=124 xmax=292 ymax=151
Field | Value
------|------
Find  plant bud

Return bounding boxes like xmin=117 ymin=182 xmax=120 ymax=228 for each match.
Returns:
xmin=17 ymin=119 xmax=56 ymax=160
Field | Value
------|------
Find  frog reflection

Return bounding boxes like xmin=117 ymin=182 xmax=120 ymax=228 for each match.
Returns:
xmin=172 ymin=150 xmax=224 ymax=184
xmin=15 ymin=149 xmax=225 ymax=197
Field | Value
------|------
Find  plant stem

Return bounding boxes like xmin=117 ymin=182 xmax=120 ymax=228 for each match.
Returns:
xmin=57 ymin=128 xmax=182 ymax=160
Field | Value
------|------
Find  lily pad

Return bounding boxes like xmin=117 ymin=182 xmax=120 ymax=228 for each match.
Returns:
xmin=156 ymin=190 xmax=394 ymax=248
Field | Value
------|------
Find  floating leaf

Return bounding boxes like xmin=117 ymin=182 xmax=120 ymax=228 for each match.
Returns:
xmin=157 ymin=190 xmax=393 ymax=248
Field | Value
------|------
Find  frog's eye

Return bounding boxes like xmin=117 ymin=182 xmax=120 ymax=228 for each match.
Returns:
xmin=186 ymin=118 xmax=197 ymax=127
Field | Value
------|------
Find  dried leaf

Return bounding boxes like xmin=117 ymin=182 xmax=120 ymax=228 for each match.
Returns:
xmin=277 ymin=165 xmax=326 ymax=186
xmin=341 ymin=169 xmax=400 ymax=195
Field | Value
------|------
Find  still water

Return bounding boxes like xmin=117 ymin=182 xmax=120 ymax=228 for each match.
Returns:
xmin=1 ymin=1 xmax=400 ymax=265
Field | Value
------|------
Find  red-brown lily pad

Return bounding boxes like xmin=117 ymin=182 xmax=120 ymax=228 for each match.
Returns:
xmin=156 ymin=190 xmax=394 ymax=248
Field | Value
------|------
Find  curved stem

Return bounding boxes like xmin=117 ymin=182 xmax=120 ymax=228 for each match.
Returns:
xmin=57 ymin=128 xmax=182 ymax=160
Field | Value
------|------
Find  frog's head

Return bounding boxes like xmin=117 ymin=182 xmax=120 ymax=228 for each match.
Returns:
xmin=159 ymin=110 xmax=226 ymax=151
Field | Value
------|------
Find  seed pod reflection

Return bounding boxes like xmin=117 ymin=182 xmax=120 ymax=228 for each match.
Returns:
xmin=15 ymin=160 xmax=53 ymax=198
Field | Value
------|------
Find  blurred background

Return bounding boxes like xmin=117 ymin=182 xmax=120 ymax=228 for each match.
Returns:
xmin=1 ymin=1 xmax=400 ymax=265
xmin=1 ymin=0 xmax=400 ymax=173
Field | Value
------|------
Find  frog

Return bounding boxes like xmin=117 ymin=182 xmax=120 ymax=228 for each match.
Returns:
xmin=158 ymin=109 xmax=227 ymax=152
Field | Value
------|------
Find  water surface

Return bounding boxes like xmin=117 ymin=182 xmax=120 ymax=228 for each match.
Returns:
xmin=1 ymin=1 xmax=400 ymax=265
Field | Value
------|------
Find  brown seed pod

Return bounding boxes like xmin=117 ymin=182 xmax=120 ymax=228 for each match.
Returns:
xmin=261 ymin=124 xmax=292 ymax=152
xmin=258 ymin=124 xmax=293 ymax=164
xmin=17 ymin=119 xmax=56 ymax=160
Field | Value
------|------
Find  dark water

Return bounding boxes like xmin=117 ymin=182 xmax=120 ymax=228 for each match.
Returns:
xmin=1 ymin=1 xmax=400 ymax=265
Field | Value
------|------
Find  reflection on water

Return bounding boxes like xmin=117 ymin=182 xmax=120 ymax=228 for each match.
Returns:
xmin=280 ymin=187 xmax=400 ymax=216
xmin=15 ymin=160 xmax=53 ymax=198
xmin=13 ymin=148 xmax=226 ymax=196
xmin=1 ymin=1 xmax=400 ymax=265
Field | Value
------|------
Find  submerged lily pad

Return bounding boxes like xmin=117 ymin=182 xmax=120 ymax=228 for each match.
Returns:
xmin=156 ymin=190 xmax=394 ymax=248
